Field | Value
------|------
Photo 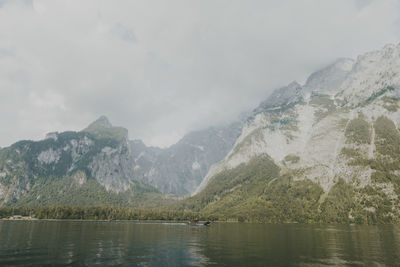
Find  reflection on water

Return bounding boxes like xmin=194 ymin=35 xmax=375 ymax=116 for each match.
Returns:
xmin=0 ymin=220 xmax=400 ymax=266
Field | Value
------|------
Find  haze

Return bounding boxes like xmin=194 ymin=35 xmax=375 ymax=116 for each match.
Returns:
xmin=1 ymin=0 xmax=400 ymax=148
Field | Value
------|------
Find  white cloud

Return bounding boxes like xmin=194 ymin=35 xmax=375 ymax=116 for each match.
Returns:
xmin=0 ymin=0 xmax=399 ymax=148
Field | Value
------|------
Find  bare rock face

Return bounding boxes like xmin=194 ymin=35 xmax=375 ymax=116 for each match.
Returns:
xmin=0 ymin=117 xmax=146 ymax=206
xmin=195 ymin=43 xmax=400 ymax=201
xmin=303 ymin=58 xmax=355 ymax=95
xmin=0 ymin=112 xmax=243 ymax=206
xmin=254 ymin=81 xmax=303 ymax=113
xmin=89 ymin=140 xmax=135 ymax=193
xmin=37 ymin=148 xmax=61 ymax=164
xmin=130 ymin=120 xmax=243 ymax=195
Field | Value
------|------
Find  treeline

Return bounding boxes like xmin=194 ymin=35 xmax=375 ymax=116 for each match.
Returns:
xmin=0 ymin=206 xmax=205 ymax=221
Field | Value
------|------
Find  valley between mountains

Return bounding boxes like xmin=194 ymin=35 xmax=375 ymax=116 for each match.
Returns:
xmin=2 ymin=44 xmax=400 ymax=223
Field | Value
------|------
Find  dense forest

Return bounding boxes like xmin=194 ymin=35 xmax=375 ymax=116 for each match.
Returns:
xmin=0 ymin=206 xmax=203 ymax=221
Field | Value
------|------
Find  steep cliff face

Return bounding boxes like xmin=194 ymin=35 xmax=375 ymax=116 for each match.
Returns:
xmin=191 ymin=44 xmax=400 ymax=223
xmin=0 ymin=114 xmax=243 ymax=206
xmin=131 ymin=121 xmax=243 ymax=195
xmin=83 ymin=117 xmax=135 ymax=192
xmin=0 ymin=117 xmax=158 ymax=207
xmin=303 ymin=58 xmax=355 ymax=94
xmin=337 ymin=44 xmax=400 ymax=106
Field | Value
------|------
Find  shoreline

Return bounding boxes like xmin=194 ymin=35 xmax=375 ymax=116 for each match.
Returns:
xmin=1 ymin=218 xmax=213 ymax=224
xmin=2 ymin=218 xmax=394 ymax=226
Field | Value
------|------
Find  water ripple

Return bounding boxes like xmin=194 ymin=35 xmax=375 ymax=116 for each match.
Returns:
xmin=0 ymin=221 xmax=400 ymax=266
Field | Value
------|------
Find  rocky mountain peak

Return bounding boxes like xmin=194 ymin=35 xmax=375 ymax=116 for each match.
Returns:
xmin=87 ymin=115 xmax=113 ymax=129
xmin=254 ymin=81 xmax=303 ymax=113
xmin=191 ymin=43 xmax=400 ymax=223
xmin=83 ymin=115 xmax=128 ymax=142
xmin=303 ymin=58 xmax=355 ymax=95
xmin=336 ymin=43 xmax=400 ymax=106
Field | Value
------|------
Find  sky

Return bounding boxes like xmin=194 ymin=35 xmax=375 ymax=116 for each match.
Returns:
xmin=0 ymin=0 xmax=400 ymax=148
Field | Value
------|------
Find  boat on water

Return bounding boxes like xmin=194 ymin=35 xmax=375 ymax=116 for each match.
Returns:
xmin=188 ymin=219 xmax=211 ymax=226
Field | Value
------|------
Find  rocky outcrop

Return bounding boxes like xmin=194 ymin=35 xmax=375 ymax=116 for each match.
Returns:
xmin=0 ymin=114 xmax=243 ymax=206
xmin=131 ymin=121 xmax=243 ymax=195
xmin=89 ymin=139 xmax=135 ymax=192
xmin=0 ymin=117 xmax=146 ymax=206
xmin=195 ymin=43 xmax=400 ymax=200
xmin=303 ymin=58 xmax=354 ymax=95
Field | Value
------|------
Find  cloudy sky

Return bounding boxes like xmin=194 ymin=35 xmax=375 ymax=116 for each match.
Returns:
xmin=0 ymin=0 xmax=399 ymax=148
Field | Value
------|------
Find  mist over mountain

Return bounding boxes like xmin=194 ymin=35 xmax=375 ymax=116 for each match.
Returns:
xmin=130 ymin=121 xmax=243 ymax=195
xmin=186 ymin=43 xmax=400 ymax=223
xmin=1 ymin=0 xmax=399 ymax=150
xmin=0 ymin=112 xmax=242 ymax=206
xmin=2 ymin=44 xmax=400 ymax=224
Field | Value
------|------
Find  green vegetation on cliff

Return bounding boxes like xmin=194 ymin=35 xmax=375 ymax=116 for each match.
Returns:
xmin=0 ymin=129 xmax=166 ymax=208
xmin=178 ymin=152 xmax=400 ymax=224
xmin=345 ymin=117 xmax=371 ymax=144
xmin=8 ymin=175 xmax=164 ymax=208
xmin=374 ymin=116 xmax=400 ymax=169
xmin=2 ymin=115 xmax=400 ymax=224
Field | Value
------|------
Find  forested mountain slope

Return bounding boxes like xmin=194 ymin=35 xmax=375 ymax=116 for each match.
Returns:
xmin=187 ymin=44 xmax=400 ymax=223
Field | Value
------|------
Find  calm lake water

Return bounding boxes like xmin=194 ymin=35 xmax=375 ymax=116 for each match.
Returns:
xmin=1 ymin=220 xmax=400 ymax=266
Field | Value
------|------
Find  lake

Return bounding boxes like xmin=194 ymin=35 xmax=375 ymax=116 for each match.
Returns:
xmin=0 ymin=220 xmax=400 ymax=266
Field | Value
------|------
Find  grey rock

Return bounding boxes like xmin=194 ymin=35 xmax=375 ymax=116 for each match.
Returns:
xmin=303 ymin=58 xmax=354 ymax=94
xmin=131 ymin=121 xmax=243 ymax=195
xmin=87 ymin=115 xmax=112 ymax=128
xmin=254 ymin=81 xmax=303 ymax=114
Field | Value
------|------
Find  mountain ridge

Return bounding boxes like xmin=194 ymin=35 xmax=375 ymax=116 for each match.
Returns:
xmin=0 ymin=114 xmax=243 ymax=206
xmin=2 ymin=43 xmax=400 ymax=224
xmin=195 ymin=43 xmax=400 ymax=194
xmin=186 ymin=43 xmax=400 ymax=223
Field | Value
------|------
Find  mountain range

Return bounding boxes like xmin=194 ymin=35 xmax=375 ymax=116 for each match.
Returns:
xmin=0 ymin=113 xmax=241 ymax=206
xmin=2 ymin=43 xmax=400 ymax=223
xmin=185 ymin=43 xmax=400 ymax=223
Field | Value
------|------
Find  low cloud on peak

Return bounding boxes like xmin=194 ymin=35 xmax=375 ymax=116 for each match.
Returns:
xmin=0 ymin=0 xmax=399 ymax=148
